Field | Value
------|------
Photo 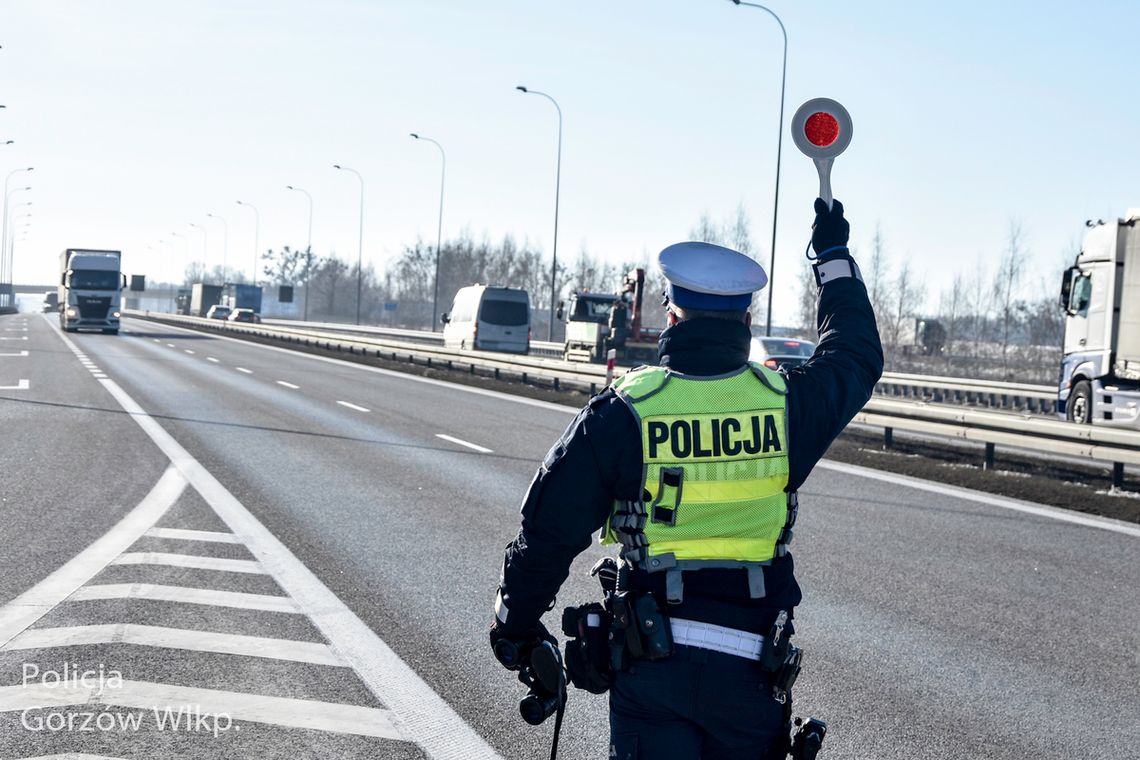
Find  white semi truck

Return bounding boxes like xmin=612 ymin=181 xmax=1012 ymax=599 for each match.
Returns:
xmin=59 ymin=249 xmax=125 ymax=334
xmin=1057 ymin=210 xmax=1140 ymax=428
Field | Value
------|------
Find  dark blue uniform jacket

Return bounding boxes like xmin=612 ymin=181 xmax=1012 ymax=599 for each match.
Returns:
xmin=499 ymin=267 xmax=883 ymax=637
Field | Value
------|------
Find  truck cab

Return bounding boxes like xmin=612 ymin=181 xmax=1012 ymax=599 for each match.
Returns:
xmin=59 ymin=249 xmax=125 ymax=334
xmin=560 ymin=269 xmax=662 ymax=364
xmin=1057 ymin=211 xmax=1140 ymax=427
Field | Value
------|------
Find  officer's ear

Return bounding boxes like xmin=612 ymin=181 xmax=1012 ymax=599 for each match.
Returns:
xmin=666 ymin=309 xmax=679 ymax=327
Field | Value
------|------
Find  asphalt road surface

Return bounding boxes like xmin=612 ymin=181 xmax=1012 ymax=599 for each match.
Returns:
xmin=0 ymin=311 xmax=1136 ymax=759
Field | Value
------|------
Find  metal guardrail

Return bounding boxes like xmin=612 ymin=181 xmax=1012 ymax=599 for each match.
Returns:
xmin=130 ymin=311 xmax=611 ymax=393
xmin=874 ymin=371 xmax=1056 ymax=414
xmin=262 ymin=318 xmax=565 ymax=356
xmin=128 ymin=310 xmax=1138 ymax=487
xmin=857 ymin=398 xmax=1140 ymax=487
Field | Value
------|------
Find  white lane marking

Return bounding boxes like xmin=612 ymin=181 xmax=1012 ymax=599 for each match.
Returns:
xmin=0 ymin=336 xmax=28 ymax=340
xmin=70 ymin=583 xmax=300 ymax=614
xmin=207 ymin=356 xmax=219 ymax=363
xmin=435 ymin=433 xmax=493 ymax=454
xmin=236 ymin=366 xmax=253 ymax=374
xmin=153 ymin=338 xmax=161 ymax=342
xmin=102 ymin=320 xmax=503 ymax=758
xmin=134 ymin=316 xmax=574 ymax=414
xmin=0 ymin=468 xmax=187 ymax=647
xmin=816 ymin=459 xmax=1140 ymax=538
xmin=19 ymin=754 xmax=130 ymax=759
xmin=112 ymin=552 xmax=264 ymax=574
xmin=145 ymin=527 xmax=240 ymax=543
xmin=0 ymin=350 xmax=29 ymax=356
xmin=5 ymin=624 xmax=344 ymax=666
xmin=166 ymin=343 xmax=176 ymax=348
xmin=0 ymin=680 xmax=402 ymax=739
xmin=184 ymin=349 xmax=195 ymax=355
xmin=0 ymin=379 xmax=29 ymax=390
xmin=277 ymin=380 xmax=300 ymax=389
xmin=336 ymin=400 xmax=370 ymax=413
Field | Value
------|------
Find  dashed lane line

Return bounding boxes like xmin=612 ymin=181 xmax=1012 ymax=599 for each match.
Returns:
xmin=0 ymin=349 xmax=29 ymax=356
xmin=5 ymin=624 xmax=344 ymax=666
xmin=111 ymin=552 xmax=264 ymax=574
xmin=0 ymin=379 xmax=29 ymax=390
xmin=0 ymin=335 xmax=28 ymax=340
xmin=206 ymin=356 xmax=219 ymax=363
xmin=336 ymin=400 xmax=370 ymax=413
xmin=144 ymin=527 xmax=241 ymax=544
xmin=0 ymin=468 xmax=187 ymax=647
xmin=236 ymin=367 xmax=253 ymax=374
xmin=166 ymin=343 xmax=175 ymax=348
xmin=277 ymin=380 xmax=300 ymax=389
xmin=435 ymin=433 xmax=493 ymax=454
xmin=0 ymin=680 xmax=402 ymax=740
xmin=184 ymin=349 xmax=195 ymax=355
xmin=70 ymin=583 xmax=301 ymax=614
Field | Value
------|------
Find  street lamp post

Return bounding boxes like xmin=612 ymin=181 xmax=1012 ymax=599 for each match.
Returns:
xmin=3 ymin=186 xmax=32 ymax=290
xmin=2 ymin=166 xmax=33 ymax=291
xmin=235 ymin=200 xmax=260 ymax=285
xmin=171 ymin=231 xmax=190 ymax=287
xmin=410 ymin=134 xmax=446 ymax=330
xmin=516 ymin=86 xmax=563 ymax=342
xmin=3 ymin=201 xmax=30 ymax=285
xmin=206 ymin=213 xmax=228 ymax=284
xmin=156 ymin=239 xmax=176 ymax=310
xmin=333 ymin=164 xmax=365 ymax=325
xmin=189 ymin=222 xmax=208 ymax=281
xmin=728 ymin=0 xmax=787 ymax=335
xmin=285 ymin=185 xmax=314 ymax=321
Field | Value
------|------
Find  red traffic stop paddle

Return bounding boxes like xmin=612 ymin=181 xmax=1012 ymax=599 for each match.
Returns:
xmin=790 ymin=98 xmax=853 ymax=210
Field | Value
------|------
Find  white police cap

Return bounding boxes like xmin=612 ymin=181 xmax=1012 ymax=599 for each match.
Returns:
xmin=658 ymin=241 xmax=768 ymax=311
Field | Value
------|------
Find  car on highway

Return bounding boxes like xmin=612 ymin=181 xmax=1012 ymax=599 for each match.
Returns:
xmin=205 ymin=305 xmax=232 ymax=320
xmin=749 ymin=336 xmax=816 ymax=370
xmin=227 ymin=308 xmax=261 ymax=324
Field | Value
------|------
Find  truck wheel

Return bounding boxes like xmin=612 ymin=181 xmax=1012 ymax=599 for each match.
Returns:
xmin=1067 ymin=380 xmax=1092 ymax=423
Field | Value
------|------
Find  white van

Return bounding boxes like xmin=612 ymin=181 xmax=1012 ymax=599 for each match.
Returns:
xmin=441 ymin=285 xmax=530 ymax=354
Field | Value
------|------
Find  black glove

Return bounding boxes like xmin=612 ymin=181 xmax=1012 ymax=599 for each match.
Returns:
xmin=811 ymin=198 xmax=849 ymax=258
xmin=490 ymin=619 xmax=557 ymax=671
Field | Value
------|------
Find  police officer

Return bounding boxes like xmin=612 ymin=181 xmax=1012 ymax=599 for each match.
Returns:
xmin=491 ymin=198 xmax=882 ymax=759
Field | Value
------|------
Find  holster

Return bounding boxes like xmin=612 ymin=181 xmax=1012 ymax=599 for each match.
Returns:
xmin=560 ymin=602 xmax=613 ymax=694
xmin=607 ymin=590 xmax=674 ymax=671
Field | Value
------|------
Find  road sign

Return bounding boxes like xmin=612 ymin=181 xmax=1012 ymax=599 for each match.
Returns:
xmin=791 ymin=98 xmax=853 ymax=210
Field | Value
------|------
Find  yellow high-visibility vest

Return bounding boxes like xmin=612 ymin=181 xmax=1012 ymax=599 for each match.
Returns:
xmin=602 ymin=363 xmax=794 ymax=600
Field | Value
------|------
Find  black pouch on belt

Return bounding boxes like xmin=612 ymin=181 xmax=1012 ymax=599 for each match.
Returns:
xmin=561 ymin=603 xmax=614 ymax=694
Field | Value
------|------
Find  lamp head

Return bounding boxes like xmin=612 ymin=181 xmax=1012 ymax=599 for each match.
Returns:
xmin=333 ymin=164 xmax=343 ymax=170
xmin=410 ymin=133 xmax=419 ymax=139
xmin=516 ymin=86 xmax=528 ymax=93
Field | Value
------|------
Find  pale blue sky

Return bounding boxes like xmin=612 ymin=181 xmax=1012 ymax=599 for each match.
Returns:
xmin=3 ymin=0 xmax=1137 ymax=320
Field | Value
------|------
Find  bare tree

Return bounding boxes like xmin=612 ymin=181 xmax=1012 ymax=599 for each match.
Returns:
xmin=994 ymin=221 xmax=1026 ymax=375
xmin=796 ymin=263 xmax=817 ymax=335
xmin=886 ymin=261 xmax=926 ymax=364
xmin=938 ymin=274 xmax=966 ymax=370
xmin=866 ymin=223 xmax=893 ymax=339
